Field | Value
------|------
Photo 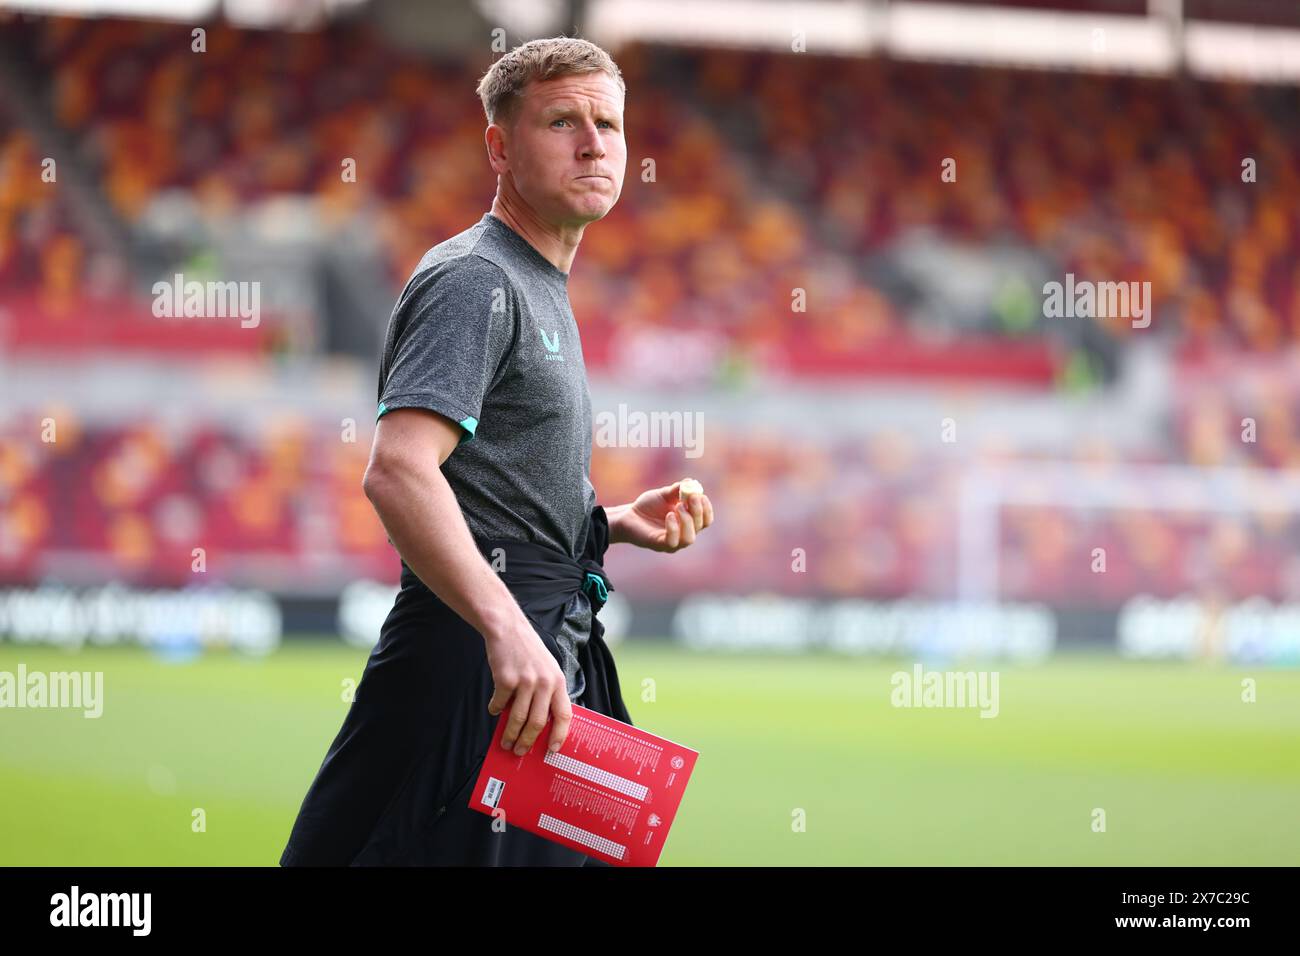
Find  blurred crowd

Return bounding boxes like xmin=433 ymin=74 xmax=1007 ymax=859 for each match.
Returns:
xmin=3 ymin=15 xmax=1300 ymax=604
xmin=675 ymin=47 xmax=1300 ymax=352
xmin=4 ymin=16 xmax=1296 ymax=366
xmin=2 ymin=403 xmax=1298 ymax=603
xmin=0 ymin=101 xmax=103 ymax=314
xmin=5 ymin=17 xmax=885 ymax=370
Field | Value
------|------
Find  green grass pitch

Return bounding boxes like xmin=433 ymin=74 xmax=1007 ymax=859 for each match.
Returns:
xmin=1 ymin=641 xmax=1297 ymax=865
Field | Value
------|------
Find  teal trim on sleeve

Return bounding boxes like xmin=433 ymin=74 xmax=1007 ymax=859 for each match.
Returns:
xmin=457 ymin=416 xmax=478 ymax=445
xmin=375 ymin=403 xmax=476 ymax=442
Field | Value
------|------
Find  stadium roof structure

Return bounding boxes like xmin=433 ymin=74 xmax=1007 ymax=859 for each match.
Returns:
xmin=585 ymin=0 xmax=1300 ymax=84
xmin=0 ymin=0 xmax=365 ymax=27
xmin=1 ymin=0 xmax=1298 ymax=80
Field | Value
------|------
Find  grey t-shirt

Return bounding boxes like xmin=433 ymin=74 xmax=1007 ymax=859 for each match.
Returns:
xmin=375 ymin=212 xmax=598 ymax=701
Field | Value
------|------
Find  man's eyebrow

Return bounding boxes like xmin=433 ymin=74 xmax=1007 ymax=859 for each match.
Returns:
xmin=540 ymin=103 xmax=620 ymax=119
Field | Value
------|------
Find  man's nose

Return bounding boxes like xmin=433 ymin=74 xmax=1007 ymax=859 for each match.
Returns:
xmin=578 ymin=122 xmax=605 ymax=158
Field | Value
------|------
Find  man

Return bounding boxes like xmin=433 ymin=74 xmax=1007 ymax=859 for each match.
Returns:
xmin=280 ymin=36 xmax=714 ymax=866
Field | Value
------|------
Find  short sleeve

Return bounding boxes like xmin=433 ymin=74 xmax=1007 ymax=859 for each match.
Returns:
xmin=376 ymin=256 xmax=518 ymax=446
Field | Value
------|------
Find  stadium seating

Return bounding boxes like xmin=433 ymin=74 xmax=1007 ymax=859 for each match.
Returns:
xmin=8 ymin=17 xmax=1298 ymax=362
xmin=3 ymin=15 xmax=1299 ymax=604
xmin=3 ymin=408 xmax=1297 ymax=602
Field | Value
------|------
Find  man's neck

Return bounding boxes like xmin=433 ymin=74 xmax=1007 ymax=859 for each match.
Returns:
xmin=489 ymin=196 xmax=582 ymax=275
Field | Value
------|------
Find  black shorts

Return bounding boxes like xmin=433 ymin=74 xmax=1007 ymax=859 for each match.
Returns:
xmin=279 ymin=574 xmax=597 ymax=866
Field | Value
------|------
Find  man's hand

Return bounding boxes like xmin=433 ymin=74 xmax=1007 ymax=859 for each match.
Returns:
xmin=608 ymin=479 xmax=715 ymax=552
xmin=484 ymin=620 xmax=573 ymax=756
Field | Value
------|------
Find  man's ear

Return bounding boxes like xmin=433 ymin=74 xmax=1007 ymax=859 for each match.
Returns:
xmin=485 ymin=124 xmax=507 ymax=174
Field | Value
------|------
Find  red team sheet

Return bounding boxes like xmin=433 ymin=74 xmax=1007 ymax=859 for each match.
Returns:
xmin=469 ymin=702 xmax=699 ymax=866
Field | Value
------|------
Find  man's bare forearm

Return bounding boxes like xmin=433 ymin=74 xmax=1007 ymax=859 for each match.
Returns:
xmin=364 ymin=460 xmax=522 ymax=643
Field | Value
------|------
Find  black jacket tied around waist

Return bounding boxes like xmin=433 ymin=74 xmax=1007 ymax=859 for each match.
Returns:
xmin=398 ymin=504 xmax=632 ymax=727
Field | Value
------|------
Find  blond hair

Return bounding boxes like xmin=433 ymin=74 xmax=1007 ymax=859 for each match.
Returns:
xmin=475 ymin=36 xmax=625 ymax=128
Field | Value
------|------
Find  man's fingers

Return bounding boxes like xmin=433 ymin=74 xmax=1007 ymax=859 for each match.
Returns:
xmin=487 ymin=687 xmax=510 ymax=719
xmin=701 ymin=494 xmax=714 ymax=528
xmin=676 ymin=504 xmax=697 ymax=546
xmin=664 ymin=509 xmax=681 ymax=550
xmin=513 ymin=682 xmax=554 ymax=756
xmin=547 ymin=690 xmax=573 ymax=753
xmin=686 ymin=493 xmax=705 ymax=532
xmin=501 ymin=687 xmax=533 ymax=750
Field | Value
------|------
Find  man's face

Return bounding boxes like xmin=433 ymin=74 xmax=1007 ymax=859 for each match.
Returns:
xmin=496 ymin=71 xmax=626 ymax=226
